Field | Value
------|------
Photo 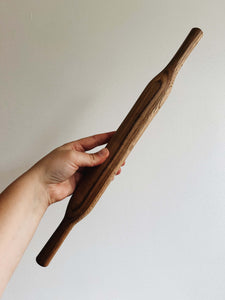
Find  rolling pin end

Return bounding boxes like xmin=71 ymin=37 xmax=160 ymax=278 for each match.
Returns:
xmin=36 ymin=217 xmax=73 ymax=267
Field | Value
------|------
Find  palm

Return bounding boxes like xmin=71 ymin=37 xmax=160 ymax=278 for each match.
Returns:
xmin=47 ymin=171 xmax=82 ymax=203
xmin=37 ymin=132 xmax=123 ymax=205
xmin=43 ymin=152 xmax=85 ymax=203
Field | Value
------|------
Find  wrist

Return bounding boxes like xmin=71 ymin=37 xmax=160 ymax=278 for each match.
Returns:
xmin=23 ymin=165 xmax=50 ymax=212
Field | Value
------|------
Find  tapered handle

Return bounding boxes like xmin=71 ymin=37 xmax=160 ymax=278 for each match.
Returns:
xmin=36 ymin=217 xmax=73 ymax=267
xmin=166 ymin=27 xmax=203 ymax=75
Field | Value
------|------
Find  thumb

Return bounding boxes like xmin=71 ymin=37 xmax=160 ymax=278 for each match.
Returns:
xmin=73 ymin=148 xmax=109 ymax=168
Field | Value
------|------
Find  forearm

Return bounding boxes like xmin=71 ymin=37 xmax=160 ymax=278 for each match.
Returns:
xmin=0 ymin=167 xmax=49 ymax=296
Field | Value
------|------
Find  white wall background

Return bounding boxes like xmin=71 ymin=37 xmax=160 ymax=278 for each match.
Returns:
xmin=0 ymin=0 xmax=224 ymax=299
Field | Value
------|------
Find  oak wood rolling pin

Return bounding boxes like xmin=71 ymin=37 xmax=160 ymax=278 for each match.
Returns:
xmin=36 ymin=27 xmax=203 ymax=267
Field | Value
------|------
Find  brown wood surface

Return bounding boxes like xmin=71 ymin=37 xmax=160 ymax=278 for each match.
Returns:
xmin=36 ymin=27 xmax=203 ymax=267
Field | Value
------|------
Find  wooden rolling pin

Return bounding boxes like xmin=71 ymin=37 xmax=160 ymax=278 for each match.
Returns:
xmin=36 ymin=27 xmax=203 ymax=267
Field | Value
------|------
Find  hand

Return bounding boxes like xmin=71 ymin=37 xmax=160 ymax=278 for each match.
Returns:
xmin=0 ymin=131 xmax=125 ymax=293
xmin=32 ymin=131 xmax=125 ymax=205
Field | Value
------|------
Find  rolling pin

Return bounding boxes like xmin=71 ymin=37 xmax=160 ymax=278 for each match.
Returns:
xmin=36 ymin=27 xmax=203 ymax=267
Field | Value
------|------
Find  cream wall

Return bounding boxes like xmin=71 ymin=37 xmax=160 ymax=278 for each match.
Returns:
xmin=0 ymin=1 xmax=225 ymax=299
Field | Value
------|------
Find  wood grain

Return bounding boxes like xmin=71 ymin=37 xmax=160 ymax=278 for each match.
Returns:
xmin=36 ymin=27 xmax=203 ymax=267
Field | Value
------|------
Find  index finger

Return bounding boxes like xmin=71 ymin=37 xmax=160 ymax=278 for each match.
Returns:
xmin=73 ymin=131 xmax=115 ymax=151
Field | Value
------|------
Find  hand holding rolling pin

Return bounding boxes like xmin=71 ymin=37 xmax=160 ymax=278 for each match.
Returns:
xmin=32 ymin=131 xmax=124 ymax=205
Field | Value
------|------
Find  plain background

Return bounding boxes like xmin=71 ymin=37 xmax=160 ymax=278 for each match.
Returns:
xmin=0 ymin=0 xmax=224 ymax=299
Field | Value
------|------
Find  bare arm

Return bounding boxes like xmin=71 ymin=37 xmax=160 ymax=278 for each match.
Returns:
xmin=0 ymin=131 xmax=124 ymax=296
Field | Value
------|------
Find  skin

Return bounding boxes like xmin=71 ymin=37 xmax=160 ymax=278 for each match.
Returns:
xmin=0 ymin=131 xmax=125 ymax=297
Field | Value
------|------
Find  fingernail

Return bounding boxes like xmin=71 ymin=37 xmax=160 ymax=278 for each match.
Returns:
xmin=99 ymin=148 xmax=108 ymax=156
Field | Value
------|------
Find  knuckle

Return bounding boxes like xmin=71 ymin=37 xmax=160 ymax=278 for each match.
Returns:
xmin=72 ymin=142 xmax=83 ymax=152
xmin=68 ymin=149 xmax=75 ymax=160
xmin=89 ymin=153 xmax=96 ymax=166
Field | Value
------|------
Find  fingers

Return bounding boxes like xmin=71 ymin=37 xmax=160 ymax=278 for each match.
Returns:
xmin=116 ymin=168 xmax=121 ymax=175
xmin=114 ymin=160 xmax=125 ymax=177
xmin=73 ymin=147 xmax=109 ymax=168
xmin=73 ymin=131 xmax=115 ymax=152
xmin=116 ymin=161 xmax=125 ymax=174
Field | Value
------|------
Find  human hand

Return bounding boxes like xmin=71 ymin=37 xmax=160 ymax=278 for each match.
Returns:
xmin=32 ymin=132 xmax=124 ymax=206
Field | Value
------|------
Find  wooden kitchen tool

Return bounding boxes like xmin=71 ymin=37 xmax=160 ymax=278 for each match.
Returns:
xmin=36 ymin=27 xmax=203 ymax=267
